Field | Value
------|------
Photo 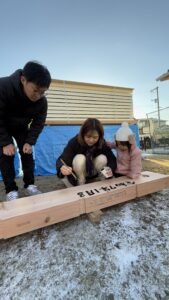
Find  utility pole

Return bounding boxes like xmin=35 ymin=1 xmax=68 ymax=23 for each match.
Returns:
xmin=150 ymin=86 xmax=160 ymax=127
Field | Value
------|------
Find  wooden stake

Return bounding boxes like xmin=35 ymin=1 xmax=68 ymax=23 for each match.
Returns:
xmin=87 ymin=210 xmax=103 ymax=224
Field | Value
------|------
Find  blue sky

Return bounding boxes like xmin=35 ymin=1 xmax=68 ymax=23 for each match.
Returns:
xmin=0 ymin=0 xmax=169 ymax=119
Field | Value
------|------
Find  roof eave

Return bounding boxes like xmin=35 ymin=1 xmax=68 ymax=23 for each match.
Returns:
xmin=156 ymin=71 xmax=169 ymax=81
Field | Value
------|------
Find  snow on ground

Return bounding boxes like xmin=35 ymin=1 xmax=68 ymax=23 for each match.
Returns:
xmin=0 ymin=186 xmax=169 ymax=300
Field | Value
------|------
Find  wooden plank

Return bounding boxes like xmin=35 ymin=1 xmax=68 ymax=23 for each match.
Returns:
xmin=46 ymin=93 xmax=132 ymax=101
xmin=0 ymin=202 xmax=82 ymax=239
xmin=47 ymin=107 xmax=132 ymax=113
xmin=0 ymin=189 xmax=85 ymax=239
xmin=48 ymin=86 xmax=133 ymax=95
xmin=45 ymin=119 xmax=137 ymax=125
xmin=47 ymin=111 xmax=132 ymax=116
xmin=48 ymin=107 xmax=133 ymax=113
xmin=82 ymin=179 xmax=136 ymax=213
xmin=0 ymin=177 xmax=136 ymax=239
xmin=134 ymin=171 xmax=169 ymax=197
xmin=1 ymin=172 xmax=169 ymax=239
xmin=47 ymin=102 xmax=132 ymax=109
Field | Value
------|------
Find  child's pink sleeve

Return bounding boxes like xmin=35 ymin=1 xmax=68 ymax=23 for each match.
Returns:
xmin=127 ymin=147 xmax=142 ymax=179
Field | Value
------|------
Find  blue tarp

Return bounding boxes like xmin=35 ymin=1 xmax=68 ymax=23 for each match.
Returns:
xmin=0 ymin=124 xmax=139 ymax=179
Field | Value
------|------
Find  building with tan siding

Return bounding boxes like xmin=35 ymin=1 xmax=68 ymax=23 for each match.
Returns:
xmin=45 ymin=79 xmax=135 ymax=125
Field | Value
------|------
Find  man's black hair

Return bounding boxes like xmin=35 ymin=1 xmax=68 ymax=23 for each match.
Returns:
xmin=22 ymin=61 xmax=51 ymax=88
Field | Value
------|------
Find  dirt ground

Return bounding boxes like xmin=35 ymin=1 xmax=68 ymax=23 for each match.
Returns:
xmin=142 ymin=155 xmax=169 ymax=175
xmin=0 ymin=154 xmax=169 ymax=300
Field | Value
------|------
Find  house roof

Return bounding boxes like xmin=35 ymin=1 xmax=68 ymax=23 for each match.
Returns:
xmin=156 ymin=70 xmax=169 ymax=81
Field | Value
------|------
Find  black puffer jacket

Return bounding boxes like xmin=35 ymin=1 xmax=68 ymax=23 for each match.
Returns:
xmin=56 ymin=135 xmax=117 ymax=176
xmin=0 ymin=70 xmax=47 ymax=147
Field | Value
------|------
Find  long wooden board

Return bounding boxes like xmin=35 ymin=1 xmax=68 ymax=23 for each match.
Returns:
xmin=0 ymin=171 xmax=169 ymax=239
xmin=134 ymin=171 xmax=169 ymax=196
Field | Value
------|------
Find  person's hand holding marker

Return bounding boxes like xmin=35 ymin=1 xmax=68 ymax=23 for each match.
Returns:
xmin=60 ymin=159 xmax=77 ymax=179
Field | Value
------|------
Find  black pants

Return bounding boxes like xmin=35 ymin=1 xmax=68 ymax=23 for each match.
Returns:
xmin=114 ymin=172 xmax=123 ymax=178
xmin=0 ymin=130 xmax=35 ymax=193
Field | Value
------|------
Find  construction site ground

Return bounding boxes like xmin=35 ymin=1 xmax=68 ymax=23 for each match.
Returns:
xmin=0 ymin=154 xmax=169 ymax=300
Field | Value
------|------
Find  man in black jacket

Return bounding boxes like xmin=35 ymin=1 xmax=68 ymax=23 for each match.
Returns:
xmin=0 ymin=61 xmax=51 ymax=200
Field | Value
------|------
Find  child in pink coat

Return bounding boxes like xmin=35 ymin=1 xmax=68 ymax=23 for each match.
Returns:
xmin=107 ymin=122 xmax=142 ymax=179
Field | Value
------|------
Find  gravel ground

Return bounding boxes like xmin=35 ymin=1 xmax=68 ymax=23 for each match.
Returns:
xmin=0 ymin=155 xmax=169 ymax=300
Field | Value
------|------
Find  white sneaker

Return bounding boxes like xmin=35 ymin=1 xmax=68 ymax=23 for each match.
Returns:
xmin=25 ymin=185 xmax=42 ymax=196
xmin=6 ymin=190 xmax=19 ymax=201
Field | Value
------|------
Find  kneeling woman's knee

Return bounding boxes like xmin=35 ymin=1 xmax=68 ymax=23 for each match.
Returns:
xmin=94 ymin=154 xmax=107 ymax=171
xmin=73 ymin=154 xmax=86 ymax=171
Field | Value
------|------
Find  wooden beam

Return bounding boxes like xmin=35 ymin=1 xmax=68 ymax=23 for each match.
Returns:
xmin=45 ymin=119 xmax=137 ymax=125
xmin=0 ymin=171 xmax=169 ymax=239
xmin=50 ymin=79 xmax=133 ymax=93
xmin=83 ymin=180 xmax=136 ymax=213
xmin=134 ymin=171 xmax=169 ymax=197
xmin=0 ymin=189 xmax=85 ymax=239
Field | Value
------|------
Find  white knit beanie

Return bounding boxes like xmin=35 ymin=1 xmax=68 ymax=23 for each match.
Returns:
xmin=115 ymin=122 xmax=133 ymax=141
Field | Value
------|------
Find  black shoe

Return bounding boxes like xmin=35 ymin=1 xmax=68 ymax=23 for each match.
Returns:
xmin=67 ymin=174 xmax=78 ymax=186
